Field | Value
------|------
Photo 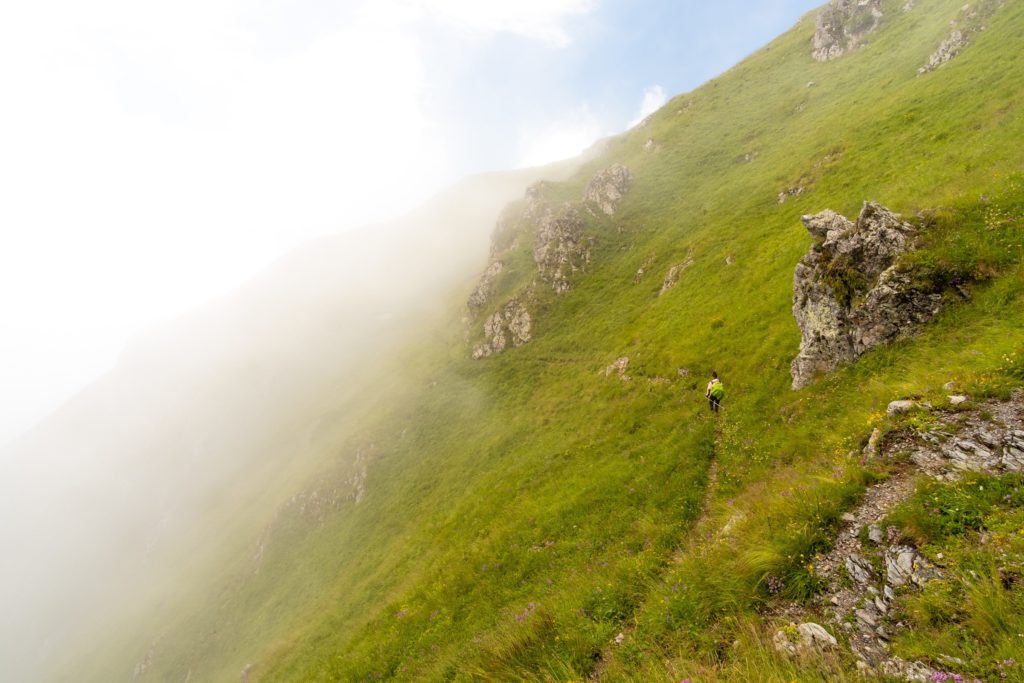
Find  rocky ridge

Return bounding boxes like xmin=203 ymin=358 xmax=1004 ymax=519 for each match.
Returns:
xmin=775 ymin=392 xmax=1024 ymax=680
xmin=583 ymin=164 xmax=633 ymax=217
xmin=533 ymin=204 xmax=590 ymax=295
xmin=467 ymin=164 xmax=633 ymax=358
xmin=472 ymin=298 xmax=532 ymax=360
xmin=790 ymin=202 xmax=944 ymax=389
xmin=659 ymin=257 xmax=695 ymax=296
xmin=918 ymin=0 xmax=1005 ymax=75
xmin=811 ymin=0 xmax=884 ymax=62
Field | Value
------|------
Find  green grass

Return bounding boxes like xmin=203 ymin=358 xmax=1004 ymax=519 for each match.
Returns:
xmin=881 ymin=473 xmax=1024 ymax=681
xmin=84 ymin=0 xmax=1024 ymax=680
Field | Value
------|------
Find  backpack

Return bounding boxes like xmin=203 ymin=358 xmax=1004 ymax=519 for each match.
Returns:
xmin=710 ymin=380 xmax=725 ymax=400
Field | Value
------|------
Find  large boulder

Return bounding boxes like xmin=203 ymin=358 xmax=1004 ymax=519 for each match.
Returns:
xmin=812 ymin=0 xmax=884 ymax=62
xmin=791 ymin=202 xmax=943 ymax=389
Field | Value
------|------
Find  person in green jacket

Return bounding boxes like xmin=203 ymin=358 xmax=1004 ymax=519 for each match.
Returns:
xmin=706 ymin=371 xmax=725 ymax=413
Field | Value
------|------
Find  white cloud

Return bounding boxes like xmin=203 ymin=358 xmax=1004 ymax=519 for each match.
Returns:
xmin=0 ymin=0 xmax=446 ymax=445
xmin=628 ymin=84 xmax=667 ymax=128
xmin=0 ymin=0 xmax=599 ymax=444
xmin=515 ymin=105 xmax=605 ymax=168
xmin=412 ymin=0 xmax=592 ymax=46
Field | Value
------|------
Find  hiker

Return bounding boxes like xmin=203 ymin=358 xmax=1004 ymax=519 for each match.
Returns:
xmin=706 ymin=371 xmax=724 ymax=413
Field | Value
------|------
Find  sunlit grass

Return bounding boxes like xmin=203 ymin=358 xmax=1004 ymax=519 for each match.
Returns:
xmin=90 ymin=0 xmax=1024 ymax=680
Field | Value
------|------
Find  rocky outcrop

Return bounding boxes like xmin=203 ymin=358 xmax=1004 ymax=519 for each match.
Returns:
xmin=791 ymin=202 xmax=943 ymax=389
xmin=533 ymin=205 xmax=590 ymax=294
xmin=919 ymin=29 xmax=968 ymax=74
xmin=812 ymin=0 xmax=884 ymax=62
xmin=467 ymin=261 xmax=503 ymax=313
xmin=633 ymin=254 xmax=656 ymax=284
xmin=778 ymin=184 xmax=808 ymax=204
xmin=472 ymin=298 xmax=532 ymax=359
xmin=907 ymin=398 xmax=1024 ymax=479
xmin=604 ymin=357 xmax=630 ymax=381
xmin=469 ymin=165 xmax=633 ymax=358
xmin=773 ymin=622 xmax=838 ymax=657
xmin=799 ymin=393 xmax=1024 ymax=677
xmin=659 ymin=258 xmax=694 ymax=295
xmin=584 ymin=164 xmax=632 ymax=216
xmin=919 ymin=0 xmax=1005 ymax=74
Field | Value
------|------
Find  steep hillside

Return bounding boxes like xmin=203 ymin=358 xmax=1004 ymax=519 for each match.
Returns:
xmin=62 ymin=0 xmax=1024 ymax=680
xmin=0 ymin=163 xmax=585 ymax=683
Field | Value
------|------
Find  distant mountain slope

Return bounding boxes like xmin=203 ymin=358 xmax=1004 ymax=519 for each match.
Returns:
xmin=29 ymin=0 xmax=1024 ymax=680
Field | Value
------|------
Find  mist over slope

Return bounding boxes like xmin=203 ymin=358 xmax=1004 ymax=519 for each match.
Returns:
xmin=13 ymin=0 xmax=1024 ymax=680
xmin=0 ymin=162 xmax=583 ymax=682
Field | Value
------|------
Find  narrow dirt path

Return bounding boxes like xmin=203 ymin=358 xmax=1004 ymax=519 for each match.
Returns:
xmin=588 ymin=413 xmax=723 ymax=682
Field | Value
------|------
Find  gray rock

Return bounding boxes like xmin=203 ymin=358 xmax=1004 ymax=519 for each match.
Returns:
xmin=863 ymin=427 xmax=882 ymax=460
xmin=919 ymin=29 xmax=968 ymax=74
xmin=467 ymin=260 xmax=503 ymax=313
xmin=856 ymin=606 xmax=877 ymax=629
xmin=812 ymin=0 xmax=884 ymax=62
xmin=943 ymin=437 xmax=999 ymax=472
xmin=868 ymin=525 xmax=884 ymax=544
xmin=533 ymin=205 xmax=590 ymax=294
xmin=660 ymin=258 xmax=695 ymax=295
xmin=1003 ymin=431 xmax=1024 ymax=470
xmin=605 ymin=357 xmax=631 ymax=381
xmin=796 ymin=622 xmax=838 ymax=652
xmin=472 ymin=298 xmax=532 ymax=359
xmin=846 ymin=553 xmax=874 ymax=586
xmin=791 ymin=202 xmax=940 ymax=389
xmin=583 ymin=164 xmax=632 ymax=216
xmin=886 ymin=545 xmax=939 ymax=587
xmin=774 ymin=623 xmax=838 ymax=657
xmin=773 ymin=628 xmax=798 ymax=657
xmin=948 ymin=394 xmax=968 ymax=406
xmin=887 ymin=400 xmax=918 ymax=416
xmin=880 ymin=657 xmax=934 ymax=682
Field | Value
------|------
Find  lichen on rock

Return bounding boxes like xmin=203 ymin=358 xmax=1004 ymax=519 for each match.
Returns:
xmin=811 ymin=0 xmax=884 ymax=62
xmin=790 ymin=201 xmax=943 ymax=389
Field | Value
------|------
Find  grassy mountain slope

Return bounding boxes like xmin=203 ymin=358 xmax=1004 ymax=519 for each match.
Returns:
xmin=1 ymin=164 xmax=585 ymax=683
xmin=89 ymin=0 xmax=1024 ymax=680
